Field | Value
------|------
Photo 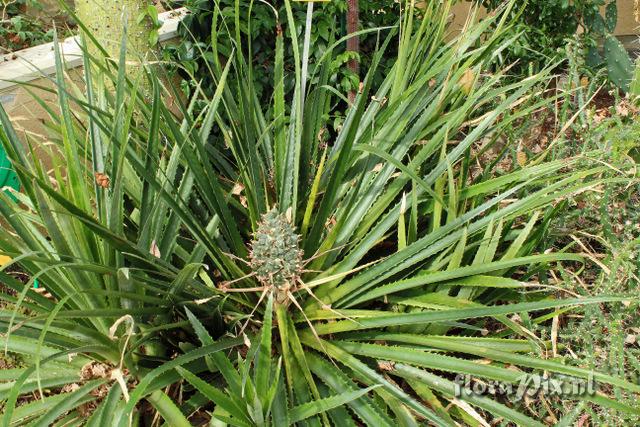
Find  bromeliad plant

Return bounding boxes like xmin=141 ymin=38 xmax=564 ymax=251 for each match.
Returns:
xmin=0 ymin=0 xmax=639 ymax=425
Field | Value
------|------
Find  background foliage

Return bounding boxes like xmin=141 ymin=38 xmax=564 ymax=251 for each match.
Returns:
xmin=169 ymin=0 xmax=402 ymax=108
xmin=0 ymin=0 xmax=54 ymax=53
xmin=481 ymin=0 xmax=636 ymax=91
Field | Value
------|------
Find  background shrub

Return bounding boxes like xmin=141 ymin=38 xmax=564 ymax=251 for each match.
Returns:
xmin=480 ymin=0 xmax=635 ymax=91
xmin=168 ymin=0 xmax=402 ymax=101
xmin=0 ymin=0 xmax=55 ymax=53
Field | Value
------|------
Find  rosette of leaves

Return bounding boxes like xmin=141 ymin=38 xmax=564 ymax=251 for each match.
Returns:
xmin=0 ymin=0 xmax=638 ymax=426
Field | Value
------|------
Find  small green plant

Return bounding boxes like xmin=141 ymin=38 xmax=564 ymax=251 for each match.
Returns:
xmin=136 ymin=4 xmax=163 ymax=46
xmin=546 ymin=115 xmax=640 ymax=424
xmin=0 ymin=0 xmax=54 ymax=53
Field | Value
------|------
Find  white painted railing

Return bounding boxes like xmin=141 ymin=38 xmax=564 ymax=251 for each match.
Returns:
xmin=0 ymin=7 xmax=188 ymax=91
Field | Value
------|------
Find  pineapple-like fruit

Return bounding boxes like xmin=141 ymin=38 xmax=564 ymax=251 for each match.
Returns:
xmin=249 ymin=209 xmax=303 ymax=297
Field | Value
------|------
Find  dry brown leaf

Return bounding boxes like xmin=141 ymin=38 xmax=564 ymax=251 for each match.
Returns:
xmin=232 ymin=182 xmax=245 ymax=195
xmin=377 ymin=361 xmax=396 ymax=372
xmin=150 ymin=240 xmax=161 ymax=258
xmin=460 ymin=69 xmax=475 ymax=94
xmin=95 ymin=172 xmax=110 ymax=189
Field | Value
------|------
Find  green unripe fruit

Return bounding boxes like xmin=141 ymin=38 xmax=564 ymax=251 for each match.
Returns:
xmin=249 ymin=209 xmax=303 ymax=293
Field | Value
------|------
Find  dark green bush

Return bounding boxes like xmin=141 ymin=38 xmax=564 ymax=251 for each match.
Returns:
xmin=480 ymin=0 xmax=606 ymax=71
xmin=481 ymin=0 xmax=635 ymax=91
xmin=167 ymin=0 xmax=402 ymax=101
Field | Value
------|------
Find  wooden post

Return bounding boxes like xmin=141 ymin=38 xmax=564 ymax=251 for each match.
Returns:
xmin=346 ymin=0 xmax=359 ymax=102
